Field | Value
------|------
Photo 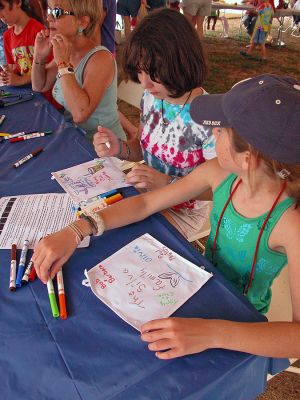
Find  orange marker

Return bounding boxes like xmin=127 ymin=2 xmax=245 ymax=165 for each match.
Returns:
xmin=57 ymin=269 xmax=67 ymax=319
xmin=104 ymin=193 xmax=123 ymax=205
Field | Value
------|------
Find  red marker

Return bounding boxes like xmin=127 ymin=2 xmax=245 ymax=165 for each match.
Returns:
xmin=57 ymin=269 xmax=67 ymax=319
xmin=9 ymin=130 xmax=52 ymax=142
xmin=29 ymin=266 xmax=37 ymax=281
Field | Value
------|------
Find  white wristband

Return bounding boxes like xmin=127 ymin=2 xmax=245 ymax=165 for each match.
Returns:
xmin=85 ymin=211 xmax=105 ymax=236
xmin=57 ymin=66 xmax=74 ymax=79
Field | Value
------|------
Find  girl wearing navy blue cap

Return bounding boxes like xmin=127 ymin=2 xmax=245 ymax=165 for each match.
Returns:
xmin=33 ymin=73 xmax=300 ymax=359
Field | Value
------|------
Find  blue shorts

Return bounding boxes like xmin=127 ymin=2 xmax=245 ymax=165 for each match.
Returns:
xmin=252 ymin=29 xmax=268 ymax=44
xmin=147 ymin=0 xmax=166 ymax=9
xmin=117 ymin=0 xmax=140 ymax=17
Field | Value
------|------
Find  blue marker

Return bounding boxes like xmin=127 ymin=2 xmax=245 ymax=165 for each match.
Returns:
xmin=16 ymin=239 xmax=30 ymax=287
xmin=99 ymin=189 xmax=118 ymax=199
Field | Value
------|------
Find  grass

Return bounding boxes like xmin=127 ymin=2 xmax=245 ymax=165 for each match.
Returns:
xmin=117 ymin=15 xmax=300 ymax=125
xmin=202 ymin=17 xmax=300 ymax=93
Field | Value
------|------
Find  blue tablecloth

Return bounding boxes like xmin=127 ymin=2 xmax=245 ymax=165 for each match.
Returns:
xmin=0 ymin=87 xmax=288 ymax=400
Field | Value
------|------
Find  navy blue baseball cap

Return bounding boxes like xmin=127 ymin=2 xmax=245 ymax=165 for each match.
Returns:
xmin=190 ymin=74 xmax=300 ymax=164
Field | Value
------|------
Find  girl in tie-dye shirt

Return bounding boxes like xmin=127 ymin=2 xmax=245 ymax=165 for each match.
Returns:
xmin=93 ymin=8 xmax=215 ymax=239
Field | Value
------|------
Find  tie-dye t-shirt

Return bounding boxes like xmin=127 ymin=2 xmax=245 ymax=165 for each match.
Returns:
xmin=140 ymin=90 xmax=215 ymax=208
xmin=255 ymin=2 xmax=274 ymax=32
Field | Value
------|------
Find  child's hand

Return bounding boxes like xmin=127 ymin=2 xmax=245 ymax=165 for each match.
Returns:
xmin=126 ymin=164 xmax=171 ymax=190
xmin=0 ymin=68 xmax=8 ymax=85
xmin=93 ymin=126 xmax=120 ymax=157
xmin=0 ymin=70 xmax=22 ymax=86
xmin=31 ymin=227 xmax=78 ymax=284
xmin=51 ymin=34 xmax=71 ymax=66
xmin=141 ymin=317 xmax=215 ymax=359
xmin=34 ymin=29 xmax=52 ymax=60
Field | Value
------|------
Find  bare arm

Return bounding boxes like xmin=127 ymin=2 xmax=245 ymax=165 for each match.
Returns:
xmin=58 ymin=48 xmax=115 ymax=124
xmin=141 ymin=317 xmax=300 ymax=359
xmin=94 ymin=123 xmax=144 ymax=161
xmin=32 ymin=158 xmax=223 ymax=283
xmin=31 ymin=59 xmax=58 ymax=92
xmin=141 ymin=206 xmax=300 ymax=359
xmin=31 ymin=30 xmax=57 ymax=92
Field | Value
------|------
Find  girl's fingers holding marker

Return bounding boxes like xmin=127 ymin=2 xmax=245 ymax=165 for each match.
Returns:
xmin=32 ymin=229 xmax=77 ymax=284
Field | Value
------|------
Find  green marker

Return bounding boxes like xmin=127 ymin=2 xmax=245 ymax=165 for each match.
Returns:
xmin=47 ymin=278 xmax=59 ymax=318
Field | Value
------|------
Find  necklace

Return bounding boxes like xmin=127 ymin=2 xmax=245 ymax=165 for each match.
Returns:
xmin=211 ymin=179 xmax=287 ymax=295
xmin=161 ymin=89 xmax=193 ymax=133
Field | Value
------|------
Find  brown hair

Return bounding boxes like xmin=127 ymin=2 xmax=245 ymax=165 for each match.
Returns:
xmin=59 ymin=0 xmax=102 ymax=37
xmin=231 ymin=129 xmax=300 ymax=207
xmin=122 ymin=8 xmax=208 ymax=98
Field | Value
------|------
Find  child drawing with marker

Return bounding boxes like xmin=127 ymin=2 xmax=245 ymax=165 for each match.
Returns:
xmin=93 ymin=8 xmax=215 ymax=241
xmin=33 ymin=73 xmax=300 ymax=359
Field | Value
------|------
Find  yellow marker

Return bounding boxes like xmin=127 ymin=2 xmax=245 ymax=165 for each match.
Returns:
xmin=0 ymin=132 xmax=10 ymax=137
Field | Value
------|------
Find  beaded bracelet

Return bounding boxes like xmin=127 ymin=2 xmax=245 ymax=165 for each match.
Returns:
xmin=56 ymin=61 xmax=73 ymax=69
xmin=67 ymin=222 xmax=84 ymax=245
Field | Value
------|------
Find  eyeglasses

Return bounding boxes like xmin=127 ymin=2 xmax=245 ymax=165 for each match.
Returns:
xmin=47 ymin=7 xmax=74 ymax=19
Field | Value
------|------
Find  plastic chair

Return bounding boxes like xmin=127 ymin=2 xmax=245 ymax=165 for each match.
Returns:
xmin=117 ymin=80 xmax=144 ymax=109
xmin=187 ymin=203 xmax=212 ymax=253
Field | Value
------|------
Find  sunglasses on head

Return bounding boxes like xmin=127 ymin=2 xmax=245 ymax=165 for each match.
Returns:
xmin=47 ymin=7 xmax=74 ymax=19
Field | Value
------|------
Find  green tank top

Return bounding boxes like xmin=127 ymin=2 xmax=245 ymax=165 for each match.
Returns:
xmin=52 ymin=46 xmax=126 ymax=141
xmin=205 ymin=174 xmax=294 ymax=314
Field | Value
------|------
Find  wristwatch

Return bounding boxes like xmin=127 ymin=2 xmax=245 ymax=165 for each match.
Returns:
xmin=57 ymin=66 xmax=74 ymax=79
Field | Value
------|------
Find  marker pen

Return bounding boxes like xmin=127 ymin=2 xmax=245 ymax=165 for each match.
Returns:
xmin=47 ymin=278 xmax=59 ymax=318
xmin=3 ymin=130 xmax=44 ymax=140
xmin=16 ymin=239 xmax=30 ymax=287
xmin=3 ymin=131 xmax=26 ymax=140
xmin=9 ymin=130 xmax=52 ymax=142
xmin=99 ymin=189 xmax=118 ymax=199
xmin=9 ymin=243 xmax=17 ymax=291
xmin=28 ymin=266 xmax=37 ymax=281
xmin=13 ymin=147 xmax=44 ymax=168
xmin=0 ymin=114 xmax=5 ymax=126
xmin=57 ymin=269 xmax=67 ymax=320
xmin=104 ymin=193 xmax=123 ymax=205
xmin=22 ymin=258 xmax=34 ymax=284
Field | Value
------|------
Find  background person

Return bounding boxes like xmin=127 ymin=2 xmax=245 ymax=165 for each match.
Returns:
xmin=32 ymin=0 xmax=126 ymax=141
xmin=241 ymin=0 xmax=274 ymax=61
xmin=116 ymin=0 xmax=140 ymax=39
xmin=180 ymin=0 xmax=212 ymax=38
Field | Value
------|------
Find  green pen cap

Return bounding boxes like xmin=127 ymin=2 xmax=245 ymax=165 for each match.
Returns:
xmin=48 ymin=293 xmax=59 ymax=318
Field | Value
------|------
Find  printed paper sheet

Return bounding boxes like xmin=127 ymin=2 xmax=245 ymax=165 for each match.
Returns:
xmin=0 ymin=193 xmax=89 ymax=249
